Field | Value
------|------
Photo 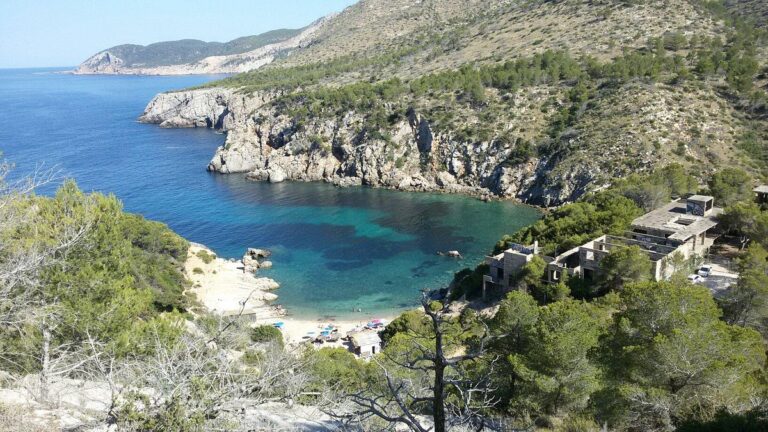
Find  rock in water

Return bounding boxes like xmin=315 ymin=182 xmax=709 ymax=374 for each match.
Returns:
xmin=246 ymin=248 xmax=271 ymax=258
xmin=268 ymin=166 xmax=287 ymax=183
xmin=242 ymin=255 xmax=260 ymax=272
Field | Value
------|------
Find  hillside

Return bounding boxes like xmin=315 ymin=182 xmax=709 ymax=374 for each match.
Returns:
xmin=73 ymin=24 xmax=324 ymax=75
xmin=93 ymin=29 xmax=302 ymax=68
xmin=726 ymin=0 xmax=768 ymax=27
xmin=140 ymin=0 xmax=768 ymax=206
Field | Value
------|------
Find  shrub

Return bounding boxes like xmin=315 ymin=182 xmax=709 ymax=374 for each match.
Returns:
xmin=195 ymin=249 xmax=216 ymax=264
xmin=250 ymin=325 xmax=283 ymax=347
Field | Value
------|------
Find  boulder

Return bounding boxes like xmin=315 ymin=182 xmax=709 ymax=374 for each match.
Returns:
xmin=268 ymin=166 xmax=287 ymax=183
xmin=245 ymin=169 xmax=269 ymax=181
xmin=436 ymin=171 xmax=456 ymax=186
xmin=242 ymin=255 xmax=260 ymax=272
xmin=246 ymin=248 xmax=271 ymax=258
xmin=397 ymin=177 xmax=412 ymax=190
xmin=259 ymin=260 xmax=273 ymax=269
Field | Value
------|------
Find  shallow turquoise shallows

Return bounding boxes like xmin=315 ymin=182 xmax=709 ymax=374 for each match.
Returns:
xmin=0 ymin=68 xmax=540 ymax=319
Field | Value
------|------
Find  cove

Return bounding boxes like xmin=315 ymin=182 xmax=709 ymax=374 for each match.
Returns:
xmin=0 ymin=68 xmax=541 ymax=318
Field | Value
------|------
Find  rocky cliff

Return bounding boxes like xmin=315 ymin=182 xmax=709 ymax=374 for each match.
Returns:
xmin=139 ymin=88 xmax=596 ymax=205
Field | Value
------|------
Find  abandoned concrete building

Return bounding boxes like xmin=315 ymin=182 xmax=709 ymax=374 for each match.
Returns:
xmin=483 ymin=195 xmax=722 ymax=297
xmin=755 ymin=185 xmax=768 ymax=205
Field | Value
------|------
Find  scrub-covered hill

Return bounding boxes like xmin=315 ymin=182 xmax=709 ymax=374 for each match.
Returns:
xmin=141 ymin=0 xmax=768 ymax=206
xmin=73 ymin=24 xmax=326 ymax=75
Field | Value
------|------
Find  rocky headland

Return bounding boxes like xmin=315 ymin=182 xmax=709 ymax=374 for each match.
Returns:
xmin=73 ymin=18 xmax=329 ymax=76
xmin=139 ymin=87 xmax=596 ymax=206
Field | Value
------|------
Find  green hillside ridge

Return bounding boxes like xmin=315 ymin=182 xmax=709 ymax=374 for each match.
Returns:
xmin=98 ymin=28 xmax=302 ymax=67
xmin=185 ymin=0 xmax=768 ymax=205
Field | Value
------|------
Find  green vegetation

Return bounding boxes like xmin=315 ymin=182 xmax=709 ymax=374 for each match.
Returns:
xmin=709 ymin=167 xmax=754 ymax=207
xmin=305 ymin=347 xmax=373 ymax=394
xmin=202 ymin=46 xmax=419 ymax=92
xmin=597 ymin=245 xmax=654 ymax=293
xmin=720 ymin=243 xmax=768 ymax=336
xmin=195 ymin=249 xmax=216 ymax=264
xmin=0 ymin=180 xmax=190 ymax=379
xmin=363 ymin=277 xmax=764 ymax=430
xmin=250 ymin=324 xmax=283 ymax=347
xmin=496 ymin=190 xmax=642 ymax=256
xmin=409 ymin=162 xmax=768 ymax=428
xmin=596 ymin=281 xmax=764 ymax=430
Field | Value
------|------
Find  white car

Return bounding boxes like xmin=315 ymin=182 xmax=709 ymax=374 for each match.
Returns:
xmin=697 ymin=265 xmax=713 ymax=278
xmin=687 ymin=274 xmax=703 ymax=284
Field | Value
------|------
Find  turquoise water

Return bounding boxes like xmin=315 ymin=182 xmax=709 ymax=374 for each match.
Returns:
xmin=0 ymin=68 xmax=540 ymax=319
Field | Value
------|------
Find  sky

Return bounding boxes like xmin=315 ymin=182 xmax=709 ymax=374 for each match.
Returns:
xmin=0 ymin=0 xmax=358 ymax=68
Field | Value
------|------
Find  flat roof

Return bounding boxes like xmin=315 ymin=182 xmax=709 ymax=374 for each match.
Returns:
xmin=754 ymin=185 xmax=768 ymax=193
xmin=631 ymin=199 xmax=722 ymax=241
xmin=687 ymin=195 xmax=714 ymax=202
xmin=351 ymin=332 xmax=381 ymax=347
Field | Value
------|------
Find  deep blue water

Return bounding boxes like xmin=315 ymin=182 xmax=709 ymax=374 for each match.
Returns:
xmin=0 ymin=68 xmax=540 ymax=319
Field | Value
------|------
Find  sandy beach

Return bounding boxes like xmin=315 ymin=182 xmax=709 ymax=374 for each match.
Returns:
xmin=184 ymin=243 xmax=394 ymax=346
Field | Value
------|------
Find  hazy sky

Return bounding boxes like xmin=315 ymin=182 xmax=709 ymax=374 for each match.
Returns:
xmin=0 ymin=0 xmax=358 ymax=68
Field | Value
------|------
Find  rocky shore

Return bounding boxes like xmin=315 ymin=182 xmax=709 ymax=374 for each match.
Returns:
xmin=184 ymin=243 xmax=392 ymax=347
xmin=139 ymin=88 xmax=598 ymax=207
xmin=184 ymin=243 xmax=281 ymax=317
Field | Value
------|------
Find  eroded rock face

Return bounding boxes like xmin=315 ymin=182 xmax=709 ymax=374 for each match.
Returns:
xmin=75 ymin=51 xmax=124 ymax=74
xmin=139 ymin=88 xmax=601 ymax=206
xmin=139 ymin=88 xmax=274 ymax=130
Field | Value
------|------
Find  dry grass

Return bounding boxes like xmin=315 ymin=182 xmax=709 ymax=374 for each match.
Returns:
xmin=0 ymin=403 xmax=58 ymax=432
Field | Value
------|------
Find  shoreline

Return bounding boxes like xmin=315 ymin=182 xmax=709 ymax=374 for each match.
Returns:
xmin=184 ymin=243 xmax=396 ymax=346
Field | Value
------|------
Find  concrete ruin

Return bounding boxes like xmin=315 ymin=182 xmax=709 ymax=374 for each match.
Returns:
xmin=484 ymin=195 xmax=722 ymax=297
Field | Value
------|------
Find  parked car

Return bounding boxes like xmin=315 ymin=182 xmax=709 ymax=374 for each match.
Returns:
xmin=687 ymin=274 xmax=703 ymax=284
xmin=698 ymin=265 xmax=713 ymax=277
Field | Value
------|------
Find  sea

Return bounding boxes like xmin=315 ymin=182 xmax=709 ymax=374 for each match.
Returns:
xmin=0 ymin=68 xmax=540 ymax=319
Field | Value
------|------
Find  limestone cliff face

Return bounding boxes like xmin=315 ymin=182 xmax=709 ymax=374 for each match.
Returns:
xmin=139 ymin=89 xmax=596 ymax=206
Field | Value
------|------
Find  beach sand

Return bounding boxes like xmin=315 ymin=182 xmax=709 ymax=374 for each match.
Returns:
xmin=185 ymin=243 xmax=393 ymax=346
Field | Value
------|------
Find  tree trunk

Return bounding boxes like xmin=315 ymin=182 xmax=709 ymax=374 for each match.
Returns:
xmin=40 ymin=321 xmax=51 ymax=404
xmin=432 ymin=311 xmax=446 ymax=432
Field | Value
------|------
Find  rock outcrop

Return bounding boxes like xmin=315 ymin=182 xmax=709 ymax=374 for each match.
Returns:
xmin=139 ymin=88 xmax=596 ymax=206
